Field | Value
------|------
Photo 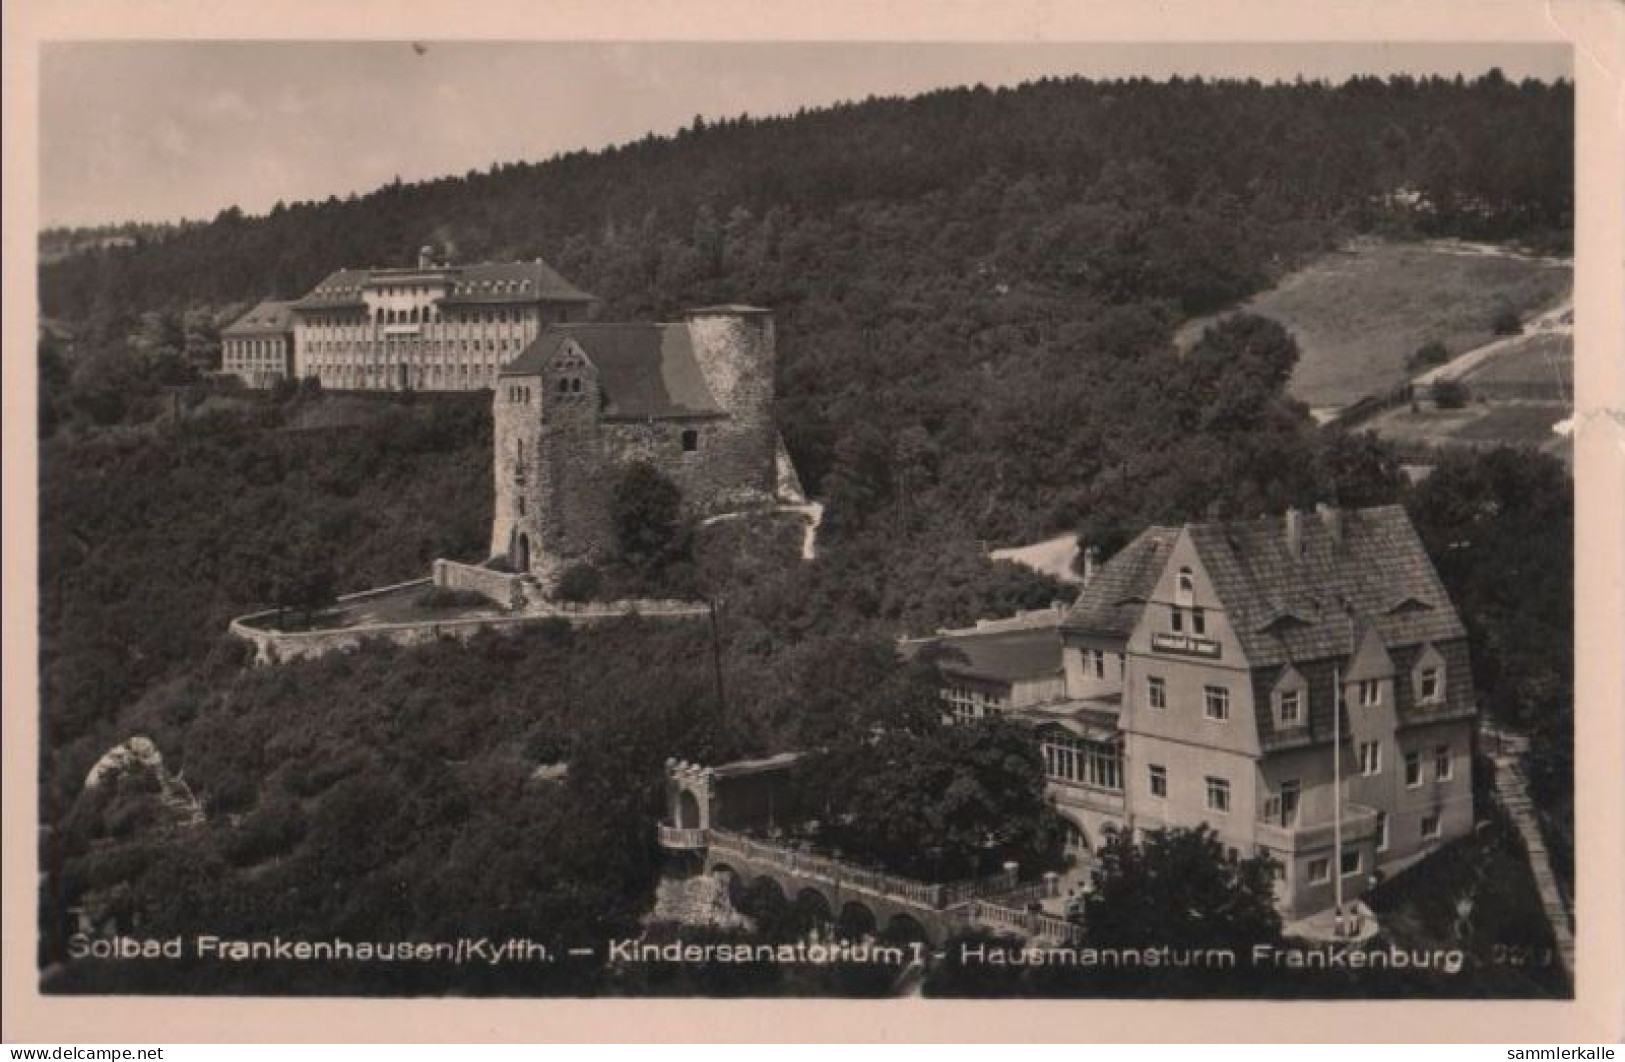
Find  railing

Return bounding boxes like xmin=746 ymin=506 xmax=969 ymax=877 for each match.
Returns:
xmin=704 ymin=828 xmax=1024 ymax=912
xmin=966 ymin=901 xmax=1085 ymax=945
xmin=657 ymin=825 xmax=710 ymax=850
xmin=940 ymin=866 xmax=1022 ymax=907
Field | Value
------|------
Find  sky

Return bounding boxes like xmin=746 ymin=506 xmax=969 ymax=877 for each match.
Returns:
xmin=39 ymin=41 xmax=1571 ymax=229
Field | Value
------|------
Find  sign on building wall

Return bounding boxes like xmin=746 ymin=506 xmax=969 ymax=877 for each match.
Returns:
xmin=1150 ymin=632 xmax=1222 ymax=659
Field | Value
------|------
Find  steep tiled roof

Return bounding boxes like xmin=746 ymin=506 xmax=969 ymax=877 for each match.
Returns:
xmin=1061 ymin=526 xmax=1180 ymax=639
xmin=439 ymin=260 xmax=595 ymax=305
xmin=905 ymin=625 xmax=1064 ymax=686
xmin=290 ymin=259 xmax=594 ymax=311
xmin=501 ymin=323 xmax=725 ymax=420
xmin=290 ymin=269 xmax=371 ymax=309
xmin=1186 ymin=504 xmax=1466 ymax=669
xmin=223 ymin=299 xmax=296 ymax=335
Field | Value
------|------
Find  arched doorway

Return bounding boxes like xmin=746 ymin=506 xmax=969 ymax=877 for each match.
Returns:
xmin=677 ymin=790 xmax=703 ymax=830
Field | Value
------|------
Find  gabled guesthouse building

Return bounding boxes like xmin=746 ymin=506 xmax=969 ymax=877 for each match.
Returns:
xmin=910 ymin=504 xmax=1477 ymax=919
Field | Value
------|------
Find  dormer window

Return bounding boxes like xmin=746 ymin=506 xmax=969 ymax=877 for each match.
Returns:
xmin=1412 ymin=645 xmax=1447 ymax=706
xmin=1176 ymin=567 xmax=1195 ymax=607
xmin=1278 ymin=687 xmax=1302 ymax=726
xmin=1419 ymin=668 xmax=1441 ymax=703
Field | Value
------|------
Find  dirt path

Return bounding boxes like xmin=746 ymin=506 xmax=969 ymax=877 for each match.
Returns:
xmin=1412 ymin=297 xmax=1573 ymax=389
xmin=989 ymin=532 xmax=1082 ymax=585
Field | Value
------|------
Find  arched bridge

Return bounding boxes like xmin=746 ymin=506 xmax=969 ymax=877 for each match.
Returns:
xmin=660 ymin=750 xmax=1082 ymax=946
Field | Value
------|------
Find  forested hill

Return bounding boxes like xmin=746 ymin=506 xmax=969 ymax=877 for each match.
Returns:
xmin=40 ymin=71 xmax=1571 ymax=544
xmin=42 ymin=71 xmax=1570 ymax=320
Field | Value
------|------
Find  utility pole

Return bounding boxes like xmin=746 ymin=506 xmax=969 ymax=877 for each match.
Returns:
xmin=708 ymin=596 xmax=728 ymax=719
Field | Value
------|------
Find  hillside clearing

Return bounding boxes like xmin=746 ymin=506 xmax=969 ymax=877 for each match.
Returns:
xmin=1176 ymin=241 xmax=1571 ymax=411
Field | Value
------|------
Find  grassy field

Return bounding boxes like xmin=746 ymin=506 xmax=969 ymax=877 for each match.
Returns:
xmin=1460 ymin=331 xmax=1573 ymax=392
xmin=1176 ymin=242 xmax=1571 ymax=410
xmin=1364 ymin=401 xmax=1572 ymax=467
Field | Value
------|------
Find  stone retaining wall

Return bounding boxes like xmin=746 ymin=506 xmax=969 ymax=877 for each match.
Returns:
xmin=229 ymin=580 xmax=708 ymax=666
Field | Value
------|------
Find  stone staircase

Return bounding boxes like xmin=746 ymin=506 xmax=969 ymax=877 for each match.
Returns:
xmin=1484 ymin=722 xmax=1574 ymax=980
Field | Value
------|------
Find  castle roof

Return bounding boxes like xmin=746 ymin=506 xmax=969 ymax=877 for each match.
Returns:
xmin=1184 ymin=504 xmax=1466 ymax=668
xmin=290 ymin=259 xmax=594 ymax=311
xmin=223 ymin=299 xmax=296 ymax=336
xmin=503 ymin=323 xmax=726 ymax=420
xmin=1062 ymin=525 xmax=1181 ymax=640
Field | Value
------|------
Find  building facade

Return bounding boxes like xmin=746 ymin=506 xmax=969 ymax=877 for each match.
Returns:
xmin=916 ymin=505 xmax=1477 ymax=919
xmin=220 ymin=300 xmax=296 ymax=388
xmin=490 ymin=305 xmax=782 ymax=575
xmin=281 ymin=247 xmax=596 ymax=392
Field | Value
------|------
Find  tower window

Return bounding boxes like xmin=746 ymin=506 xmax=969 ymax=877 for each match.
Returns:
xmin=681 ymin=429 xmax=699 ymax=453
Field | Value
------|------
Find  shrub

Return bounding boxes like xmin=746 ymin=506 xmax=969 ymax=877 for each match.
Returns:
xmin=1492 ymin=308 xmax=1523 ymax=336
xmin=555 ymin=562 xmax=602 ymax=603
xmin=1430 ymin=379 xmax=1470 ymax=409
xmin=1409 ymin=340 xmax=1449 ymax=370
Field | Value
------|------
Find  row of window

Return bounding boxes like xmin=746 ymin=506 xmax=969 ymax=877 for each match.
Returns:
xmin=227 ymin=339 xmax=285 ymax=357
xmin=1078 ymin=648 xmax=1124 ymax=682
xmin=944 ymin=685 xmax=1003 ymax=723
xmin=1354 ymin=741 xmax=1454 ymax=785
xmin=1302 ymin=813 xmax=1443 ymax=884
xmin=305 ymin=306 xmax=533 ymax=328
xmin=305 ymin=337 xmax=519 ymax=356
xmin=1143 ymin=666 xmax=1446 ymax=723
xmin=1040 ymin=733 xmax=1123 ymax=791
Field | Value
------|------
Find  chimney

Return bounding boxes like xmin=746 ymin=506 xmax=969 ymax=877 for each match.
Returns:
xmin=418 ymin=244 xmax=435 ymax=269
xmin=1285 ymin=508 xmax=1305 ymax=558
xmin=1317 ymin=502 xmax=1344 ymax=546
xmin=1081 ymin=545 xmax=1100 ymax=585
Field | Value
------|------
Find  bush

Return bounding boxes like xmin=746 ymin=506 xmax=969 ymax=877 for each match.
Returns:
xmin=415 ymin=586 xmax=492 ymax=610
xmin=1409 ymin=340 xmax=1449 ymax=370
xmin=1492 ymin=308 xmax=1523 ymax=335
xmin=555 ymin=562 xmax=603 ymax=603
xmin=1430 ymin=379 xmax=1470 ymax=409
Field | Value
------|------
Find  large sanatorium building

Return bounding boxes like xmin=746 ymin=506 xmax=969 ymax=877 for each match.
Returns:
xmin=904 ymin=504 xmax=1477 ymax=919
xmin=221 ymin=247 xmax=596 ymax=391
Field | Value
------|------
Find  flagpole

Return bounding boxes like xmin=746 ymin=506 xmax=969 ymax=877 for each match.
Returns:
xmin=1332 ymin=663 xmax=1344 ymax=937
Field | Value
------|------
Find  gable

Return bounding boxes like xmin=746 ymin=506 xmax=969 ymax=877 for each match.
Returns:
xmin=1344 ymin=625 xmax=1396 ymax=682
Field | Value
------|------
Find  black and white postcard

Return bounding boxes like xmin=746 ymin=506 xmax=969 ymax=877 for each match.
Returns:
xmin=5 ymin=0 xmax=1622 ymax=1044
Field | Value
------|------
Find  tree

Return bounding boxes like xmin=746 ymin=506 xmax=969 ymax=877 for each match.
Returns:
xmin=798 ymin=717 xmax=1064 ymax=881
xmin=1080 ymin=824 xmax=1282 ymax=950
xmin=1492 ymin=307 xmax=1523 ymax=336
xmin=609 ymin=462 xmax=686 ymax=567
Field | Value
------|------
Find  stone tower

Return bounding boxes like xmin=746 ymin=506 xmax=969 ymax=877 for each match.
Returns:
xmin=683 ymin=306 xmax=777 ymax=505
